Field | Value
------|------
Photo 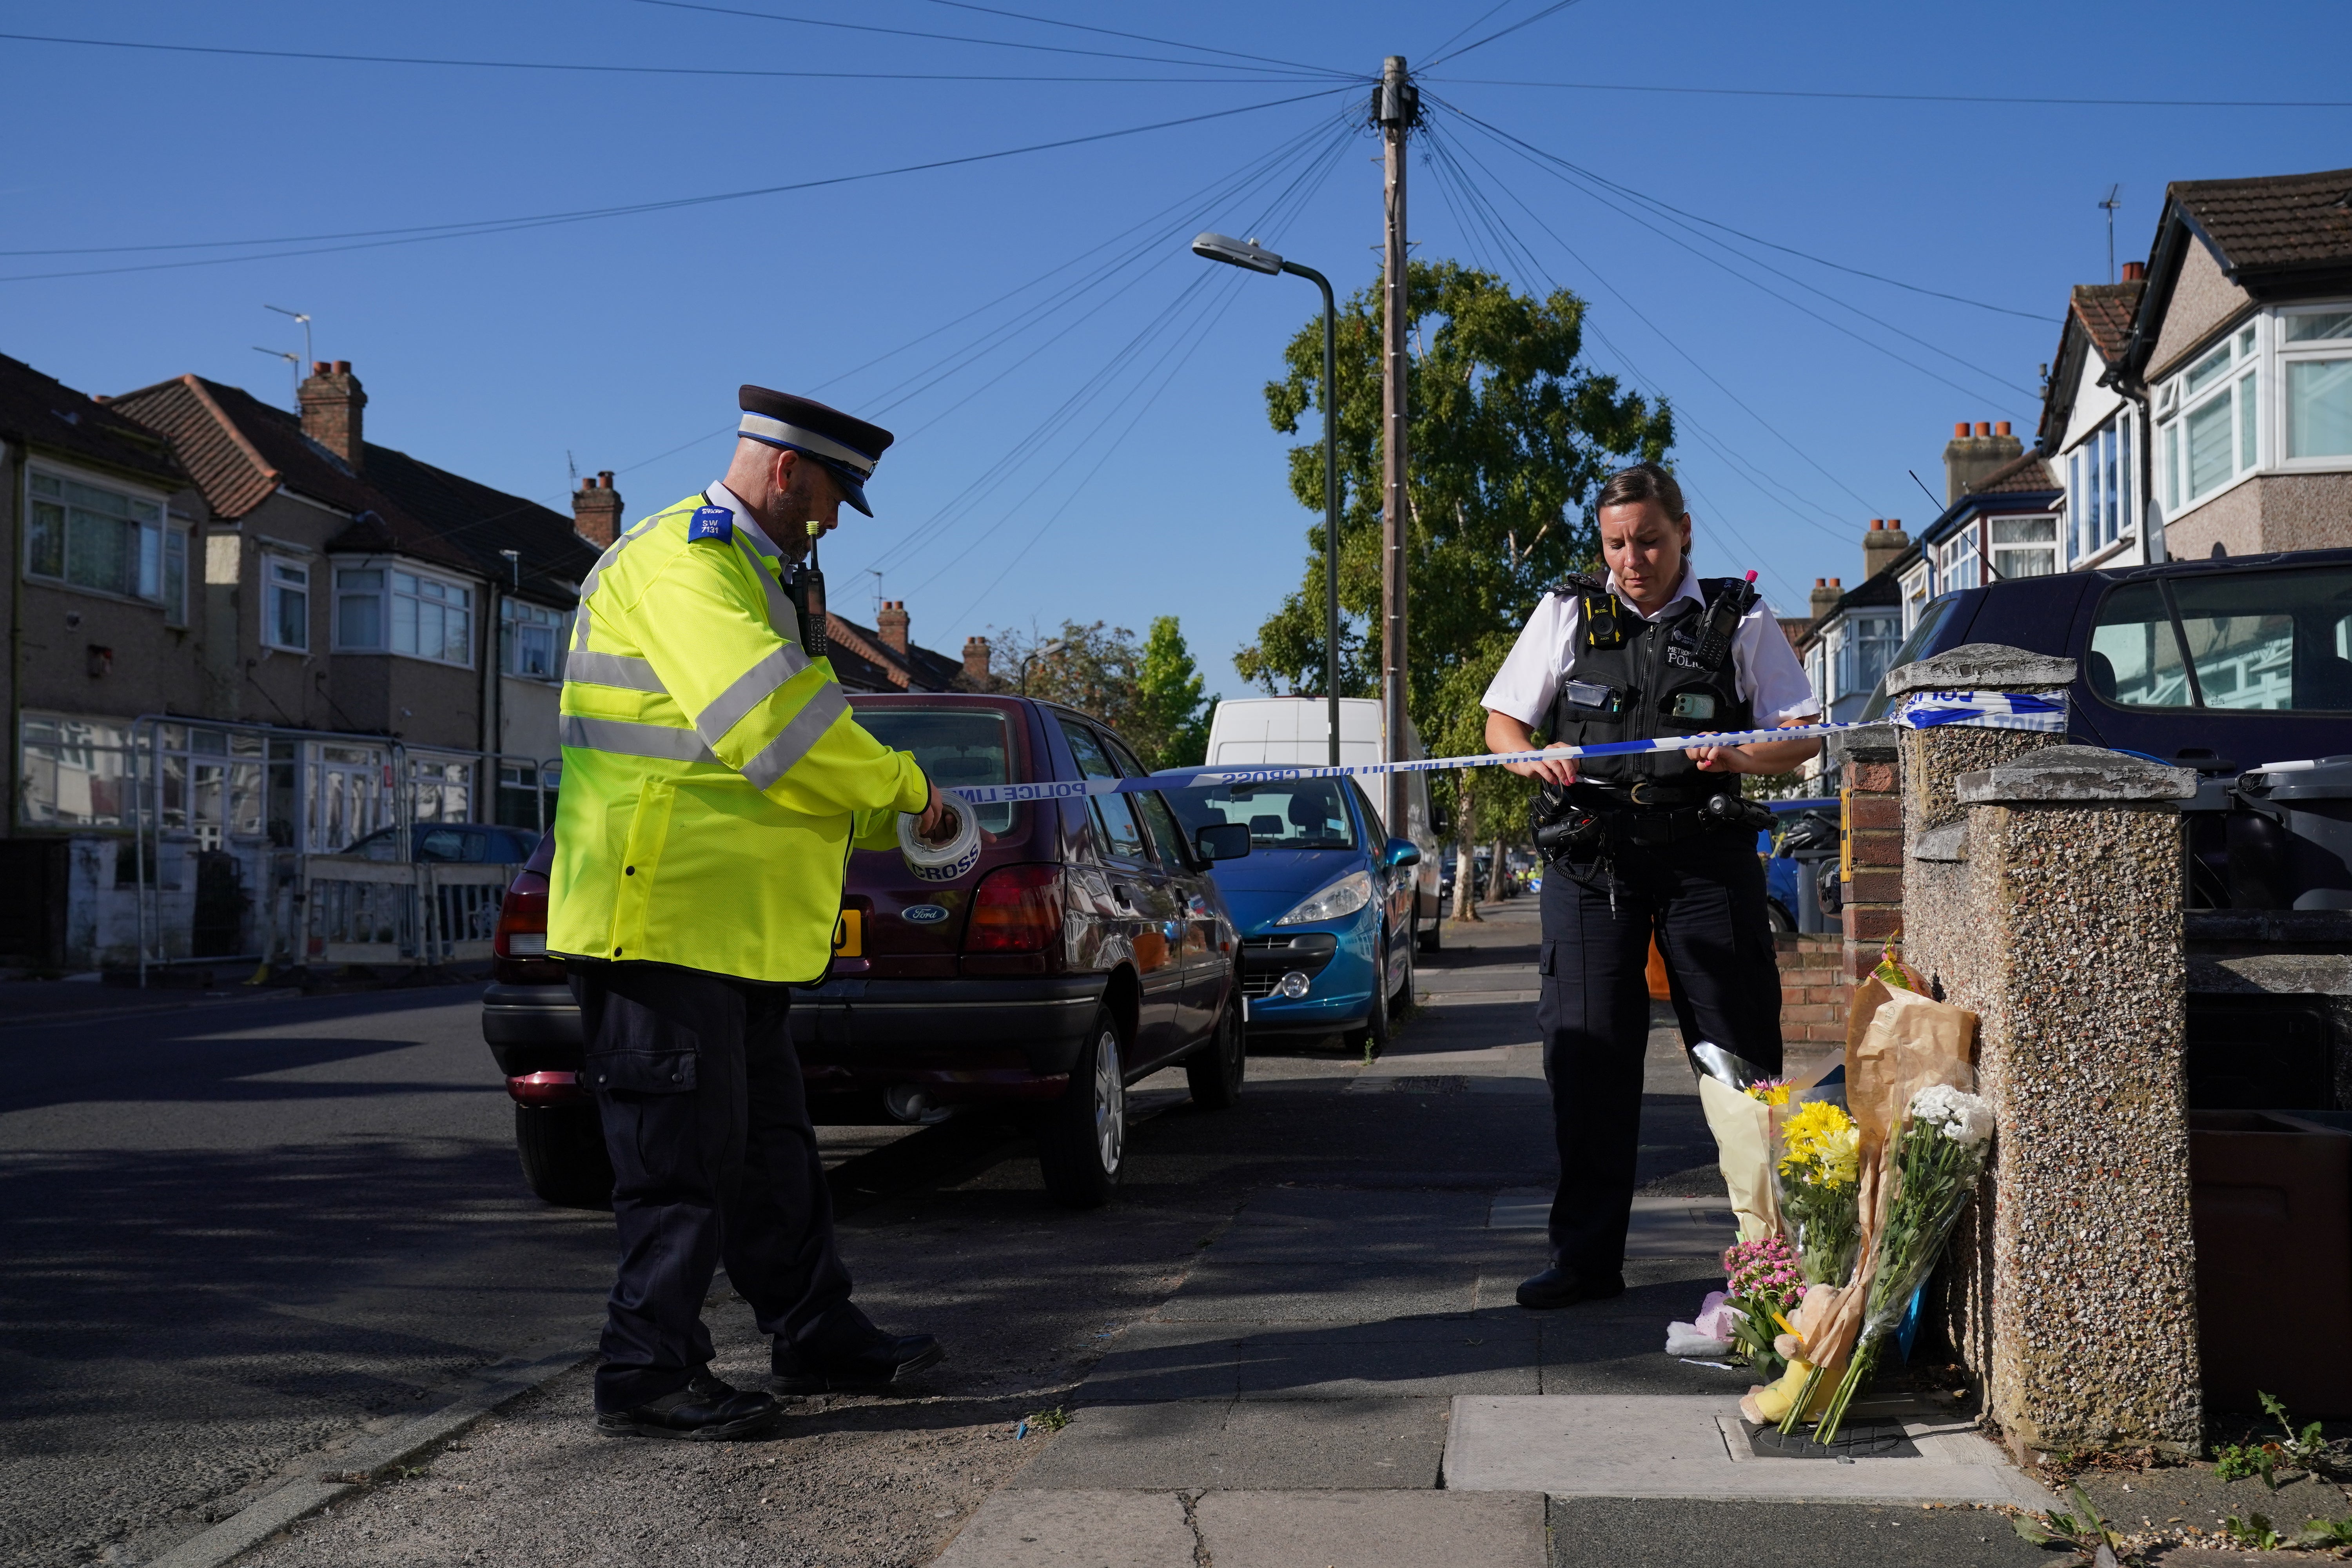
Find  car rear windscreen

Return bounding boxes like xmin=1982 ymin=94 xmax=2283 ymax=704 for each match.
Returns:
xmin=854 ymin=708 xmax=1022 ymax=833
xmin=1165 ymin=779 xmax=1357 ymax=851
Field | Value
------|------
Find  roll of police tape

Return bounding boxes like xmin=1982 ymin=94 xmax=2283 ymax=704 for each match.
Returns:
xmin=931 ymin=689 xmax=2069 ymax=809
xmin=898 ymin=800 xmax=984 ymax=883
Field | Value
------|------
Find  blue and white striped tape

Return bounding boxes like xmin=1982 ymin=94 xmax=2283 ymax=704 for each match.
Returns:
xmin=935 ymin=689 xmax=2067 ymax=807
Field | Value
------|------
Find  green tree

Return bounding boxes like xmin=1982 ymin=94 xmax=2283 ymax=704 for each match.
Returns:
xmin=1134 ymin=615 xmax=1216 ymax=769
xmin=1234 ymin=260 xmax=1673 ymax=916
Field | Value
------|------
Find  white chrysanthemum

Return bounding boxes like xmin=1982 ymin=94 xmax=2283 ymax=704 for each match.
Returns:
xmin=1910 ymin=1084 xmax=1994 ymax=1145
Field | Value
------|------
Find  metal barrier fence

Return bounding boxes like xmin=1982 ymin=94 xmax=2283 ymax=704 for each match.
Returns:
xmin=301 ymin=858 xmax=517 ymax=968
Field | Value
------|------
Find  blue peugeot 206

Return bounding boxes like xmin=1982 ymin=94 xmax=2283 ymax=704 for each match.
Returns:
xmin=1162 ymin=775 xmax=1421 ymax=1055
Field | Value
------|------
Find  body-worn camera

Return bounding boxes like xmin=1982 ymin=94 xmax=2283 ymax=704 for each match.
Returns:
xmin=1699 ymin=791 xmax=1779 ymax=834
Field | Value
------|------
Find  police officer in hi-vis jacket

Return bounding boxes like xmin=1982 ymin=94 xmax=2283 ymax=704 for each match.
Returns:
xmin=1480 ymin=462 xmax=1822 ymax=1312
xmin=549 ymin=387 xmax=952 ymax=1439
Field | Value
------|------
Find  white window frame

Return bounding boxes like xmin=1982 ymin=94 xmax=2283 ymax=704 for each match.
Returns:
xmin=331 ymin=556 xmax=477 ymax=668
xmin=22 ymin=463 xmax=176 ymax=609
xmin=2065 ymin=417 xmax=2135 ymax=564
xmin=1898 ymin=562 xmax=1930 ymax=633
xmin=1934 ymin=526 xmax=1980 ymax=595
xmin=163 ymin=521 xmax=190 ymax=628
xmin=1991 ymin=513 xmax=2060 ymax=580
xmin=263 ymin=554 xmax=311 ymax=653
xmin=2275 ymin=299 xmax=2352 ymax=472
xmin=501 ymin=597 xmax=567 ymax=681
xmin=2158 ymin=319 xmax=2262 ymax=510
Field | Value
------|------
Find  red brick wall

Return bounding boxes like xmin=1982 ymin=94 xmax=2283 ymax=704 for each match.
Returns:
xmin=1839 ymin=752 xmax=1904 ymax=980
xmin=1777 ymin=932 xmax=1848 ymax=1069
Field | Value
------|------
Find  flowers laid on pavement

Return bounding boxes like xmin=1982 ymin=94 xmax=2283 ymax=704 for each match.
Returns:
xmin=1809 ymin=1084 xmax=1995 ymax=1444
xmin=1717 ymin=1235 xmax=1806 ymax=1382
xmin=1775 ymin=1098 xmax=1862 ymax=1287
xmin=1743 ymin=1077 xmax=1794 ymax=1106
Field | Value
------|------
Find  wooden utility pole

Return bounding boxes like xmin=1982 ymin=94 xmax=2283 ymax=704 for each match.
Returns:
xmin=1376 ymin=55 xmax=1417 ymax=842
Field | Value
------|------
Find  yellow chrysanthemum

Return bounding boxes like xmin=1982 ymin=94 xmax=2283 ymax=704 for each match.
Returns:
xmin=1744 ymin=1080 xmax=1793 ymax=1107
xmin=1778 ymin=1100 xmax=1859 ymax=1185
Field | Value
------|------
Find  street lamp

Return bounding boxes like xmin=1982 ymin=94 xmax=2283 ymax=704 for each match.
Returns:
xmin=1192 ymin=231 xmax=1341 ymax=768
xmin=1019 ymin=639 xmax=1066 ymax=696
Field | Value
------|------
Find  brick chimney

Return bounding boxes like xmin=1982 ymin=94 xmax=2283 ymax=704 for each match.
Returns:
xmin=962 ymin=635 xmax=992 ymax=686
xmin=877 ymin=599 xmax=909 ymax=656
xmin=573 ymin=470 xmax=623 ymax=549
xmin=1810 ymin=576 xmax=1843 ymax=621
xmin=1943 ymin=418 xmax=2023 ymax=501
xmin=1862 ymin=517 xmax=1910 ymax=583
xmin=298 ymin=359 xmax=366 ymax=473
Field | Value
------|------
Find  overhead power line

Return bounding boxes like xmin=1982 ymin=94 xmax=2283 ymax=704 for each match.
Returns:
xmin=633 ymin=0 xmax=1361 ymax=79
xmin=909 ymin=0 xmax=1351 ymax=79
xmin=1422 ymin=0 xmax=1592 ymax=70
xmin=1426 ymin=76 xmax=2352 ymax=109
xmin=0 ymin=29 xmax=1310 ymax=83
xmin=0 ymin=86 xmax=1354 ymax=280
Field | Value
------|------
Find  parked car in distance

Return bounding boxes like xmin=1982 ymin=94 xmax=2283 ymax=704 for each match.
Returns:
xmin=1201 ymin=696 xmax=1445 ymax=952
xmin=1163 ymin=773 xmax=1419 ymax=1055
xmin=1860 ymin=546 xmax=2352 ymax=906
xmin=347 ymin=822 xmax=541 ymax=864
xmin=1760 ymin=798 xmax=1841 ymax=934
xmin=482 ymin=693 xmax=1251 ymax=1210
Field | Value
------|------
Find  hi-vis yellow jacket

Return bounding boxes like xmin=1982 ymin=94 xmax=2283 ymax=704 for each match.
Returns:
xmin=547 ymin=489 xmax=928 ymax=983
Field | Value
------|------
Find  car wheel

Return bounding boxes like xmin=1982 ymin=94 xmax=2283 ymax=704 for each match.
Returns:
xmin=1766 ymin=899 xmax=1797 ymax=935
xmin=1184 ymin=987 xmax=1246 ymax=1110
xmin=514 ymin=1103 xmax=613 ymax=1210
xmin=1343 ymin=932 xmax=1391 ymax=1060
xmin=1417 ymin=906 xmax=1441 ymax=954
xmin=1391 ymin=916 xmax=1415 ymax=1010
xmin=1037 ymin=1006 xmax=1127 ymax=1209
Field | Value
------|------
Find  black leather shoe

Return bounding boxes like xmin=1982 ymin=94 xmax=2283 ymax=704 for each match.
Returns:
xmin=595 ymin=1372 xmax=779 ymax=1440
xmin=1515 ymin=1266 xmax=1626 ymax=1310
xmin=772 ymin=1331 xmax=945 ymax=1395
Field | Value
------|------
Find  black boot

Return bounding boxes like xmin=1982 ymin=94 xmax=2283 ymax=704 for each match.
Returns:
xmin=772 ymin=1330 xmax=945 ymax=1395
xmin=1515 ymin=1265 xmax=1626 ymax=1310
xmin=595 ymin=1371 xmax=779 ymax=1439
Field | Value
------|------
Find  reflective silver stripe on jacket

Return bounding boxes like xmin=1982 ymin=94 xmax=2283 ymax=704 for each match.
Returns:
xmin=558 ymin=714 xmax=716 ymax=764
xmin=739 ymin=683 xmax=849 ymax=791
xmin=563 ymin=650 xmax=664 ymax=693
xmin=732 ymin=533 xmax=801 ymax=646
xmin=693 ymin=645 xmax=811 ymax=748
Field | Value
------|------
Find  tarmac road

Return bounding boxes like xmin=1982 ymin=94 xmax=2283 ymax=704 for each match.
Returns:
xmin=0 ymin=982 xmax=621 ymax=1568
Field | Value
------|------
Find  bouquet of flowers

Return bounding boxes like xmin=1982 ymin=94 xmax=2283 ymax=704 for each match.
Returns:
xmin=1809 ymin=1083 xmax=1994 ymax=1444
xmin=1775 ymin=1099 xmax=1862 ymax=1287
xmin=1719 ymin=1234 xmax=1807 ymax=1382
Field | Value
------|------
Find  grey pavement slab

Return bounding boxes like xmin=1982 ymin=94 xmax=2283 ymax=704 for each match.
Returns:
xmin=1202 ymin=1489 xmax=1546 ymax=1567
xmin=1078 ymin=1322 xmax=1246 ymax=1403
xmin=1156 ymin=1259 xmax=1480 ymax=1321
xmin=1446 ymin=1396 xmax=2055 ymax=1506
xmin=1544 ymin=1497 xmax=2055 ymax=1568
xmin=1011 ymin=1398 xmax=1450 ymax=1489
xmin=932 ymin=1490 xmax=1197 ymax=1568
xmin=1488 ymin=1190 xmax=1737 ymax=1258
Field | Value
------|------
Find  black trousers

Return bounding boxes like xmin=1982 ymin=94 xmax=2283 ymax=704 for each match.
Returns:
xmin=570 ymin=961 xmax=868 ymax=1412
xmin=1537 ymin=829 xmax=1783 ymax=1278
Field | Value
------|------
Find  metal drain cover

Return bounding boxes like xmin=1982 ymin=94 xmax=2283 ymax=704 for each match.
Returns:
xmin=1746 ymin=1419 xmax=1920 ymax=1460
xmin=1385 ymin=1075 xmax=1469 ymax=1094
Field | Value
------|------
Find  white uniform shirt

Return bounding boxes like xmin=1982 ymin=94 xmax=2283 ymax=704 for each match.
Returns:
xmin=1480 ymin=567 xmax=1819 ymax=729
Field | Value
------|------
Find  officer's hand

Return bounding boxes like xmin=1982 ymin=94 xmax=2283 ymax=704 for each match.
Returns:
xmin=1506 ymin=743 xmax=1579 ymax=787
xmin=1690 ymin=737 xmax=1739 ymax=773
xmin=917 ymin=785 xmax=954 ymax=842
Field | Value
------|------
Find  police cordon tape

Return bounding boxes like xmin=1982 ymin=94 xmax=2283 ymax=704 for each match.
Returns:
xmin=927 ymin=689 xmax=2067 ymax=809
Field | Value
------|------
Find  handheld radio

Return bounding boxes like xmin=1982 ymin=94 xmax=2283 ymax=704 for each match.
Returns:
xmin=801 ymin=522 xmax=829 ymax=661
xmin=1692 ymin=568 xmax=1759 ymax=671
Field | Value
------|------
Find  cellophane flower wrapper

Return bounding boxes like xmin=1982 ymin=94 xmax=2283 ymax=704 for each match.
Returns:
xmin=1773 ymin=1095 xmax=1861 ymax=1287
xmin=1811 ymin=1083 xmax=1994 ymax=1443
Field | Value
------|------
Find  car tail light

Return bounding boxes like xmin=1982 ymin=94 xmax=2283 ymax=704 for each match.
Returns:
xmin=964 ymin=864 xmax=1062 ymax=954
xmin=494 ymin=882 xmax=548 ymax=959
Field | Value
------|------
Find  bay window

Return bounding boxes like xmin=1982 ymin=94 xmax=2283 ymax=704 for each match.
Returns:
xmin=333 ymin=560 xmax=475 ymax=666
xmin=1835 ymin=613 xmax=1899 ymax=700
xmin=25 ymin=468 xmax=182 ymax=610
xmin=2160 ymin=324 xmax=2259 ymax=507
xmin=501 ymin=597 xmax=564 ymax=679
xmin=1933 ymin=528 xmax=1979 ymax=595
xmin=2281 ymin=306 xmax=2352 ymax=463
xmin=2066 ymin=417 xmax=2132 ymax=560
xmin=1992 ymin=515 xmax=2058 ymax=579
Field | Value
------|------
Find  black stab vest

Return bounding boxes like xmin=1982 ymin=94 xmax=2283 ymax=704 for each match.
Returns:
xmin=1546 ymin=573 xmax=1755 ymax=791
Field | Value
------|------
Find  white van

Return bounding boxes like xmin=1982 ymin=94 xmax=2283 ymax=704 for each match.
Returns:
xmin=1199 ymin=697 xmax=1445 ymax=953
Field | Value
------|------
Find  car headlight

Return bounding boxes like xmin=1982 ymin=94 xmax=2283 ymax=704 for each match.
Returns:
xmin=1274 ymin=869 xmax=1373 ymax=926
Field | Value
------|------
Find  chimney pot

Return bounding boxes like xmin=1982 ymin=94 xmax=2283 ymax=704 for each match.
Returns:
xmin=1994 ymin=420 xmax=2012 ymax=437
xmin=2122 ymin=260 xmax=2146 ymax=282
xmin=314 ymin=360 xmax=331 ymax=376
xmin=333 ymin=360 xmax=350 ymax=375
xmin=1831 ymin=577 xmax=1842 ymax=586
xmin=573 ymin=467 xmax=625 ymax=548
xmin=1975 ymin=421 xmax=1991 ymax=437
xmin=1815 ymin=577 xmax=1826 ymax=587
xmin=1954 ymin=421 xmax=1970 ymax=438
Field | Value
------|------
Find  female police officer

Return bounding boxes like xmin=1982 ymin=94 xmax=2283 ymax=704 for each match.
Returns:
xmin=1480 ymin=463 xmax=1821 ymax=1309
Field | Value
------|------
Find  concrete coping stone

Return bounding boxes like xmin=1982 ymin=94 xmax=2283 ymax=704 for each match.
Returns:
xmin=1883 ymin=642 xmax=2076 ymax=697
xmin=1827 ymin=721 xmax=1899 ymax=763
xmin=1909 ymin=821 xmax=1968 ymax=862
xmin=1954 ymin=744 xmax=2198 ymax=806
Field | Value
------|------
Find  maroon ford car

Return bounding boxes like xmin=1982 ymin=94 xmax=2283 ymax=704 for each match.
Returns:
xmin=483 ymin=693 xmax=1250 ymax=1208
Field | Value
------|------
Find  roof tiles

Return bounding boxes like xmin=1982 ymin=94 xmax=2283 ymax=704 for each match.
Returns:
xmin=0 ymin=353 xmax=185 ymax=488
xmin=2173 ymin=166 xmax=2352 ymax=278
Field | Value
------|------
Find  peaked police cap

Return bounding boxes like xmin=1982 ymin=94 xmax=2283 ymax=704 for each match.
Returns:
xmin=737 ymin=387 xmax=895 ymax=517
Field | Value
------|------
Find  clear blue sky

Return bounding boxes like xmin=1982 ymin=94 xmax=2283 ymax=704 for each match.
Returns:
xmin=7 ymin=1 xmax=2346 ymax=692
